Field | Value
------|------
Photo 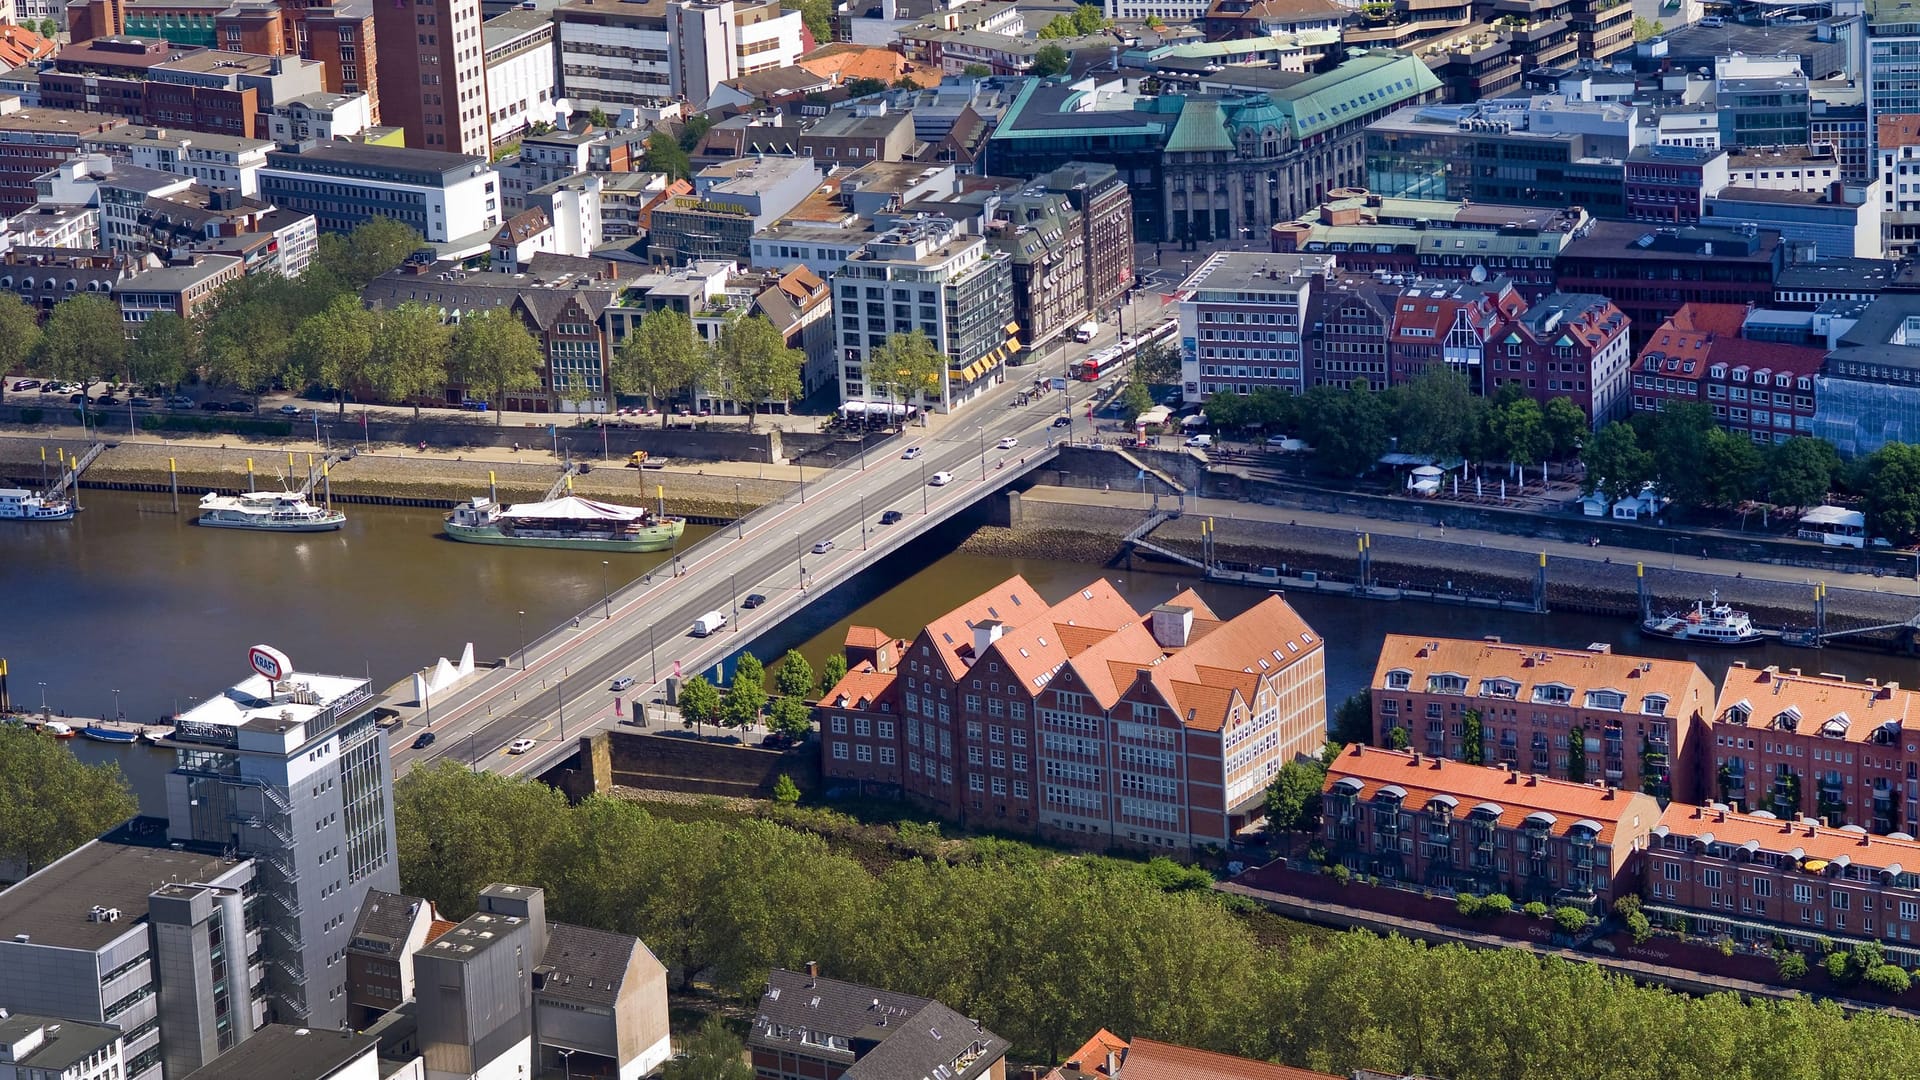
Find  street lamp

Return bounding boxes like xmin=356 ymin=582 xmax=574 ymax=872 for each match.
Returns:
xmin=602 ymin=560 xmax=612 ymax=620
xmin=518 ymin=610 xmax=528 ymax=670
xmin=731 ymin=572 xmax=738 ymax=629
xmin=111 ymin=689 xmax=121 ymax=720
xmin=36 ymin=682 xmax=46 ymax=712
xmin=558 ymin=1049 xmax=575 ymax=1080
xmin=921 ymin=457 xmax=928 ymax=514
xmin=978 ymin=425 xmax=987 ymax=480
xmin=797 ymin=457 xmax=807 ymax=503
xmin=734 ymin=482 xmax=743 ymax=539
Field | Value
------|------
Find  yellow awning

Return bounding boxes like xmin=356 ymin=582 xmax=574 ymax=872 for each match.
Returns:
xmin=1004 ymin=320 xmax=1020 ymax=335
xmin=951 ymin=357 xmax=991 ymax=384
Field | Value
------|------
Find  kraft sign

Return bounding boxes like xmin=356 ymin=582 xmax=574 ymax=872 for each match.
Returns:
xmin=249 ymin=644 xmax=292 ymax=681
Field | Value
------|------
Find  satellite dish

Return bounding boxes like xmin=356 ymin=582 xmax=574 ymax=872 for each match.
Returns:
xmin=1470 ymin=263 xmax=1488 ymax=283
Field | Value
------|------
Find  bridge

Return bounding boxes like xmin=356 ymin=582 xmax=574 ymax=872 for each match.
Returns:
xmin=390 ymin=381 xmax=1096 ymax=780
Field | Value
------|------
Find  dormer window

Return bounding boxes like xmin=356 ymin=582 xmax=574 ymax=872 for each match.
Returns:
xmin=1773 ymin=705 xmax=1801 ymax=733
xmin=1427 ymin=673 xmax=1467 ymax=695
xmin=1481 ymin=678 xmax=1519 ymax=699
xmin=1384 ymin=669 xmax=1412 ymax=691
xmin=1821 ymin=712 xmax=1851 ymax=738
xmin=1642 ymin=694 xmax=1668 ymax=716
xmin=1724 ymin=699 xmax=1752 ymax=725
xmin=1584 ymin=689 xmax=1625 ymax=711
xmin=1532 ymin=683 xmax=1573 ymax=705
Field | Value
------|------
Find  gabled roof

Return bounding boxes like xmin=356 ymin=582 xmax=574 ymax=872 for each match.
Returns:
xmin=349 ymin=889 xmax=433 ymax=953
xmin=822 ymin=662 xmax=898 ymax=711
xmin=919 ymin=575 xmax=1048 ymax=679
xmin=1324 ymin=745 xmax=1661 ymax=846
xmin=539 ymin=921 xmax=658 ymax=1008
xmin=1713 ymin=664 xmax=1920 ymax=743
xmin=1121 ymin=1037 xmax=1342 ymax=1080
xmin=1374 ymin=635 xmax=1712 ymax=720
xmin=751 ymin=968 xmax=1008 ymax=1080
xmin=1657 ymin=801 xmax=1920 ymax=870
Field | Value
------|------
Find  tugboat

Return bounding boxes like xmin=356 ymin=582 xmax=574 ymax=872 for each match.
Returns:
xmin=1641 ymin=591 xmax=1769 ymax=646
xmin=197 ymin=490 xmax=345 ymax=532
xmin=445 ymin=494 xmax=685 ymax=552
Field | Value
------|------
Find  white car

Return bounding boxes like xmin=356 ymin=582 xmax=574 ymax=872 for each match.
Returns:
xmin=507 ymin=738 xmax=536 ymax=754
xmin=997 ymin=436 xmax=1018 ymax=450
xmin=928 ymin=471 xmax=953 ymax=486
xmin=278 ymin=404 xmax=302 ymax=416
xmin=901 ymin=446 xmax=922 ymax=460
xmin=1185 ymin=434 xmax=1214 ymax=448
xmin=811 ymin=539 xmax=835 ymax=554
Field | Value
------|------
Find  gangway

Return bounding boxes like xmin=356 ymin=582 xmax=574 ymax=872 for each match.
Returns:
xmin=44 ymin=441 xmax=104 ymax=499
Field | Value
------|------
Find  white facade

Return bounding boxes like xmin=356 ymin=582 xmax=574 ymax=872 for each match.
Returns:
xmin=0 ymin=1017 xmax=122 ymax=1080
xmin=484 ymin=19 xmax=559 ymax=147
xmin=269 ymin=211 xmax=320 ymax=277
xmin=1728 ymin=157 xmax=1848 ymax=191
xmin=536 ymin=173 xmax=604 ymax=256
xmin=729 ymin=4 xmax=804 ymax=80
xmin=667 ymin=0 xmax=804 ymax=108
xmin=269 ymin=92 xmax=375 ymax=143
xmin=259 ymin=146 xmax=502 ymax=243
xmin=80 ymin=131 xmax=273 ymax=197
xmin=1104 ymin=0 xmax=1204 ymax=27
xmin=557 ymin=10 xmax=672 ymax=113
xmin=0 ymin=206 xmax=98 ymax=255
xmin=1653 ymin=110 xmax=1721 ymax=149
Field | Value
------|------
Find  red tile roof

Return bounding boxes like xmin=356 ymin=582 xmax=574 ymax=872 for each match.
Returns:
xmin=1046 ymin=1029 xmax=1129 ymax=1079
xmin=426 ymin=918 xmax=458 ymax=943
xmin=844 ymin=625 xmax=891 ymax=650
xmin=822 ymin=662 xmax=897 ymax=711
xmin=1657 ymin=801 xmax=1920 ymax=870
xmin=920 ymin=575 xmax=1049 ymax=679
xmin=0 ymin=25 xmax=54 ymax=68
xmin=1374 ymin=635 xmax=1714 ymax=719
xmin=1323 ymin=744 xmax=1663 ymax=846
xmin=1713 ymin=664 xmax=1920 ymax=744
xmin=1117 ymin=1038 xmax=1341 ymax=1080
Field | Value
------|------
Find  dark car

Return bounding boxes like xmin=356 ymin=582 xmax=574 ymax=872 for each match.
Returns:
xmin=880 ymin=510 xmax=904 ymax=525
xmin=200 ymin=400 xmax=226 ymax=411
xmin=411 ymin=732 xmax=436 ymax=750
xmin=95 ymin=395 xmax=119 ymax=407
xmin=226 ymin=400 xmax=256 ymax=412
xmin=1051 ymin=416 xmax=1072 ymax=428
xmin=11 ymin=378 xmax=37 ymax=391
xmin=69 ymin=393 xmax=87 ymax=404
xmin=742 ymin=593 xmax=767 ymax=609
xmin=129 ymin=396 xmax=153 ymax=408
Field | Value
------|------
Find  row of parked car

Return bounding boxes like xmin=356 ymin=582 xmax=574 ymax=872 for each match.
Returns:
xmin=8 ymin=378 xmax=278 ymax=412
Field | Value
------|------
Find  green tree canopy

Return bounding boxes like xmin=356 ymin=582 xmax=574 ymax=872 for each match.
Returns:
xmin=725 ymin=653 xmax=768 ymax=731
xmin=0 ymin=293 xmax=41 ymax=376
xmin=962 ymin=62 xmax=992 ymax=77
xmin=1701 ymin=427 xmax=1764 ymax=507
xmin=1121 ymin=373 xmax=1154 ymax=423
xmin=0 ymin=726 xmax=138 ymax=873
xmin=678 ymin=674 xmax=722 ymax=730
xmin=1039 ymin=3 xmax=1107 ymax=35
xmin=36 ymin=294 xmax=126 ymax=386
xmin=1032 ymin=43 xmax=1071 ymax=77
xmin=1330 ymin=690 xmax=1372 ymax=746
xmin=714 ymin=313 xmax=803 ymax=430
xmin=290 ymin=294 xmax=375 ymax=414
xmin=789 ymin=0 xmax=834 ymax=43
xmin=369 ymin=302 xmax=452 ymax=417
xmin=767 ymin=695 xmax=813 ymax=738
xmin=1487 ymin=397 xmax=1550 ymax=467
xmin=1581 ymin=421 xmax=1653 ymax=501
xmin=451 ymin=306 xmax=543 ymax=421
xmin=1634 ymin=402 xmax=1717 ymax=508
xmin=1766 ymin=437 xmax=1840 ymax=509
xmin=775 ymin=650 xmax=814 ymax=699
xmin=1396 ymin=367 xmax=1483 ymax=460
xmin=126 ymin=311 xmax=195 ymax=391
xmin=1867 ymin=442 xmax=1920 ymax=543
xmin=1264 ymin=756 xmax=1327 ymax=832
xmin=844 ymin=76 xmax=888 ymax=97
xmin=1298 ymin=382 xmax=1393 ymax=476
xmin=662 ymin=1017 xmax=754 ymax=1080
xmin=818 ymin=653 xmax=848 ymax=695
xmin=1133 ymin=338 xmax=1180 ymax=385
xmin=1542 ymin=397 xmax=1589 ymax=460
xmin=869 ymin=329 xmax=944 ymax=410
xmin=314 ymin=217 xmax=424 ymax=289
xmin=645 ymin=130 xmax=692 ymax=181
xmin=613 ymin=307 xmax=710 ymax=426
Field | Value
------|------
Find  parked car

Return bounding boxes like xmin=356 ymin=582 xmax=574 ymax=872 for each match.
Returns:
xmin=128 ymin=396 xmax=153 ymax=408
xmin=811 ymin=538 xmax=835 ymax=554
xmin=1051 ymin=416 xmax=1072 ymax=428
xmin=508 ymin=738 xmax=536 ymax=754
xmin=880 ymin=510 xmax=904 ymax=525
xmin=901 ymin=446 xmax=922 ymax=460
xmin=95 ymin=395 xmax=119 ymax=407
xmin=1184 ymin=434 xmax=1213 ymax=448
xmin=411 ymin=732 xmax=436 ymax=749
xmin=610 ymin=676 xmax=635 ymax=692
xmin=929 ymin=471 xmax=953 ymax=486
xmin=11 ymin=379 xmax=37 ymax=391
xmin=742 ymin=593 xmax=767 ymax=609
xmin=226 ymin=400 xmax=256 ymax=412
xmin=68 ymin=393 xmax=86 ymax=404
xmin=200 ymin=400 xmax=226 ymax=411
xmin=278 ymin=404 xmax=302 ymax=416
xmin=167 ymin=395 xmax=194 ymax=409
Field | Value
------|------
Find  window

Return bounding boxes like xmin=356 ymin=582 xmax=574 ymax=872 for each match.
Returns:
xmin=878 ymin=746 xmax=896 ymax=765
xmin=855 ymin=745 xmax=872 ymax=763
xmin=832 ymin=742 xmax=848 ymax=760
xmin=854 ymin=718 xmax=871 ymax=737
xmin=969 ymin=773 xmax=985 ymax=792
xmin=830 ymin=717 xmax=846 ymax=734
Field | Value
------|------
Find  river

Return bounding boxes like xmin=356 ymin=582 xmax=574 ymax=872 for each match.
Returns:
xmin=15 ymin=489 xmax=1920 ymax=813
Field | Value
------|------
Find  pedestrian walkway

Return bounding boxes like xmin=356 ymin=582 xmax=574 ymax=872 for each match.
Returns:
xmin=1019 ymin=486 xmax=1920 ymax=600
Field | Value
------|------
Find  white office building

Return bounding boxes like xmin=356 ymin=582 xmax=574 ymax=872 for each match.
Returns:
xmin=484 ymin=9 xmax=561 ymax=148
xmin=260 ymin=142 xmax=501 ymax=242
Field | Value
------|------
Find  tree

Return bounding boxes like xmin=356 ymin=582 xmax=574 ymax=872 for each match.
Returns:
xmin=0 ymin=726 xmax=138 ymax=872
xmin=1766 ymin=436 xmax=1840 ymax=509
xmin=767 ymin=695 xmax=813 ymax=738
xmin=1867 ymin=442 xmax=1920 ymax=543
xmin=1635 ymin=401 xmax=1716 ymax=508
xmin=818 ymin=653 xmax=848 ymax=695
xmin=0 ymin=293 xmax=41 ymax=376
xmin=1330 ymin=690 xmax=1372 ymax=746
xmin=125 ymin=311 xmax=194 ymax=391
xmin=1632 ymin=15 xmax=1665 ymax=40
xmin=962 ymin=63 xmax=992 ymax=76
xmin=1387 ymin=725 xmax=1409 ymax=750
xmin=772 ymin=773 xmax=801 ymax=805
xmin=1039 ymin=2 xmax=1107 ymax=35
xmin=1487 ymin=397 xmax=1551 ymax=467
xmin=1581 ymin=421 xmax=1653 ymax=501
xmin=845 ymin=76 xmax=888 ymax=98
xmin=714 ymin=313 xmax=803 ymax=430
xmin=791 ymin=0 xmax=834 ymax=44
xmin=391 ymin=762 xmax=576 ymax=915
xmin=775 ymin=650 xmax=814 ymax=699
xmin=613 ymin=307 xmax=709 ymax=425
xmin=645 ymin=130 xmax=692 ymax=181
xmin=1134 ymin=338 xmax=1180 ymax=385
xmin=1264 ymin=757 xmax=1327 ymax=832
xmin=588 ymin=107 xmax=612 ymax=128
xmin=1461 ymin=709 xmax=1484 ymax=765
xmin=1298 ymin=383 xmax=1393 ymax=476
xmin=35 ymin=294 xmax=125 ymax=386
xmin=1032 ymin=43 xmax=1070 ymax=77
xmin=1396 ymin=367 xmax=1483 ymax=460
xmin=313 ymin=217 xmax=423 ymax=288
xmin=1566 ymin=726 xmax=1587 ymax=784
xmin=678 ymin=675 xmax=722 ymax=731
xmin=724 ymin=653 xmax=767 ymax=731
xmin=369 ymin=302 xmax=452 ymax=417
xmin=868 ymin=329 xmax=944 ymax=412
xmin=451 ymin=306 xmax=543 ymax=421
xmin=662 ymin=1017 xmax=754 ymax=1080
xmin=1542 ymin=397 xmax=1589 ymax=460
xmin=1702 ymin=427 xmax=1764 ymax=508
xmin=290 ymin=295 xmax=374 ymax=414
xmin=203 ymin=278 xmax=297 ymax=393
xmin=1121 ymin=373 xmax=1154 ymax=424
xmin=678 ymin=114 xmax=714 ymax=153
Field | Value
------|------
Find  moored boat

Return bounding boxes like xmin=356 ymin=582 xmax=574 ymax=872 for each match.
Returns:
xmin=197 ymin=490 xmax=345 ymax=532
xmin=445 ymin=495 xmax=685 ymax=552
xmin=1640 ymin=591 xmax=1768 ymax=646
xmin=81 ymin=725 xmax=138 ymax=743
xmin=0 ymin=488 xmax=74 ymax=520
xmin=42 ymin=720 xmax=74 ymax=737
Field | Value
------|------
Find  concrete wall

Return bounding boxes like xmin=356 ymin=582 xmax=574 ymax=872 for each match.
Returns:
xmin=601 ymin=731 xmax=818 ymax=798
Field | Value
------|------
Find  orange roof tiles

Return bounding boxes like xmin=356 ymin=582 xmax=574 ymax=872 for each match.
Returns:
xmin=1324 ymin=744 xmax=1662 ymax=846
xmin=426 ymin=918 xmax=458 ymax=943
xmin=796 ymin=43 xmax=939 ymax=89
xmin=1374 ymin=635 xmax=1713 ymax=720
xmin=1117 ymin=1038 xmax=1342 ymax=1080
xmin=1713 ymin=663 xmax=1920 ymax=743
xmin=1639 ymin=303 xmax=1819 ymax=381
xmin=844 ymin=625 xmax=890 ymax=650
xmin=1147 ymin=595 xmax=1320 ymax=732
xmin=921 ymin=575 xmax=1049 ymax=679
xmin=0 ymin=25 xmax=54 ymax=68
xmin=1657 ymin=801 xmax=1920 ymax=870
xmin=822 ymin=661 xmax=897 ymax=711
xmin=1047 ymin=1029 xmax=1129 ymax=1079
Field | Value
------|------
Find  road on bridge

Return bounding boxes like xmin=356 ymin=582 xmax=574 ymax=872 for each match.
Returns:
xmin=390 ymin=303 xmax=1175 ymax=780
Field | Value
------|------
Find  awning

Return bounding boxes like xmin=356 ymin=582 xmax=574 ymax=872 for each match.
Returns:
xmin=1004 ymin=320 xmax=1020 ymax=335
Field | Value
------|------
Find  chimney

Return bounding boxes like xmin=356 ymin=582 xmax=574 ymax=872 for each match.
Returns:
xmin=1527 ymin=774 xmax=1539 ymax=786
xmin=971 ymin=619 xmax=1003 ymax=656
xmin=805 ymin=960 xmax=818 ymax=985
xmin=1604 ymin=786 xmax=1617 ymax=800
xmin=1412 ymin=751 xmax=1423 ymax=765
xmin=1716 ymin=808 xmax=1726 ymax=822
xmin=1149 ymin=603 xmax=1193 ymax=648
xmin=1106 ymin=1050 xmax=1120 ymax=1075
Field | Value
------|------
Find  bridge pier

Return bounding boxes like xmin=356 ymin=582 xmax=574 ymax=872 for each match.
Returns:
xmin=997 ymin=490 xmax=1023 ymax=529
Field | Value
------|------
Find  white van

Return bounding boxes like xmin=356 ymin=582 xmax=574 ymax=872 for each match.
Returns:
xmin=691 ymin=610 xmax=727 ymax=636
xmin=1072 ymin=320 xmax=1098 ymax=343
xmin=1184 ymin=434 xmax=1214 ymax=448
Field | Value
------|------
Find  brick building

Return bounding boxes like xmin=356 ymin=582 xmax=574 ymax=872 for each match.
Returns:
xmin=1385 ymin=277 xmax=1527 ymax=395
xmin=0 ymin=110 xmax=128 ymax=214
xmin=1555 ymin=222 xmax=1786 ymax=348
xmin=1707 ymin=664 xmax=1920 ymax=833
xmin=1304 ymin=272 xmax=1394 ymax=390
xmin=1321 ymin=744 xmax=1663 ymax=910
xmin=1176 ymin=250 xmax=1335 ymax=402
xmin=1502 ymin=291 xmax=1633 ymax=425
xmin=748 ymin=965 xmax=1008 ymax=1080
xmin=1646 ymin=801 xmax=1920 ymax=966
xmin=1628 ymin=303 xmax=1824 ymax=444
xmin=1371 ymin=635 xmax=1717 ymax=802
xmin=818 ymin=576 xmax=1327 ymax=849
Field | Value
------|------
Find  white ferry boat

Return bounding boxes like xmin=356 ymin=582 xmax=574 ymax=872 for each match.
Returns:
xmin=197 ymin=491 xmax=346 ymax=532
xmin=1640 ymin=591 xmax=1768 ymax=647
xmin=0 ymin=488 xmax=74 ymax=520
xmin=445 ymin=495 xmax=684 ymax=552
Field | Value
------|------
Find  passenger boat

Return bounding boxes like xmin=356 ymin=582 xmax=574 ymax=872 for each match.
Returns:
xmin=0 ymin=488 xmax=74 ymax=520
xmin=197 ymin=490 xmax=345 ymax=532
xmin=142 ymin=727 xmax=174 ymax=744
xmin=42 ymin=720 xmax=74 ymax=737
xmin=1640 ymin=592 xmax=1768 ymax=646
xmin=81 ymin=725 xmax=138 ymax=743
xmin=445 ymin=495 xmax=685 ymax=552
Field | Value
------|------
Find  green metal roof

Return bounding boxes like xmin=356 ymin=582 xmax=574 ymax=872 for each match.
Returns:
xmin=1166 ymin=100 xmax=1235 ymax=153
xmin=1274 ymin=50 xmax=1441 ymax=141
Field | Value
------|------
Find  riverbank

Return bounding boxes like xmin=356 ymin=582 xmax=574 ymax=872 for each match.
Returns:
xmin=996 ymin=489 xmax=1920 ymax=633
xmin=0 ymin=433 xmax=797 ymax=519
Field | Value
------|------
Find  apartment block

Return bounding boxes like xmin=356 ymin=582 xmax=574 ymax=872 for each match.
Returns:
xmin=114 ymin=253 xmax=245 ymax=323
xmin=371 ymin=0 xmax=490 ymax=155
xmin=1630 ymin=302 xmax=1825 ymax=444
xmin=556 ymin=0 xmax=672 ymax=114
xmin=0 ymin=838 xmax=259 ymax=1080
xmin=1175 ymin=250 xmax=1333 ymax=403
xmin=819 ymin=576 xmax=1326 ymax=849
xmin=483 ymin=8 xmax=557 ymax=149
xmin=0 ymin=1014 xmax=123 ymax=1080
xmin=0 ymin=111 xmax=129 ymax=215
xmin=80 ymin=129 xmax=272 ymax=198
xmin=749 ymin=965 xmax=1008 ymax=1080
xmin=1385 ymin=277 xmax=1529 ymax=395
xmin=267 ymin=92 xmax=375 ymax=144
xmin=647 ymin=155 xmax=818 ymax=267
xmin=1371 ymin=635 xmax=1716 ymax=802
xmin=1505 ymin=291 xmax=1633 ymax=424
xmin=259 ymin=142 xmax=500 ymax=242
xmin=1647 ymin=801 xmax=1920 ymax=965
xmin=1322 ymin=744 xmax=1663 ymax=910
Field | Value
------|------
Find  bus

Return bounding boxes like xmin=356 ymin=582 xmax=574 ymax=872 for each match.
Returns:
xmin=1070 ymin=345 xmax=1124 ymax=382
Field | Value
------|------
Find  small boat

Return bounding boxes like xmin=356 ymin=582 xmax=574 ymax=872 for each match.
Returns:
xmin=445 ymin=494 xmax=685 ymax=552
xmin=0 ymin=488 xmax=74 ymax=520
xmin=81 ymin=725 xmax=138 ymax=743
xmin=1641 ymin=591 xmax=1768 ymax=646
xmin=42 ymin=720 xmax=74 ymax=737
xmin=142 ymin=727 xmax=174 ymax=744
xmin=197 ymin=490 xmax=345 ymax=532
